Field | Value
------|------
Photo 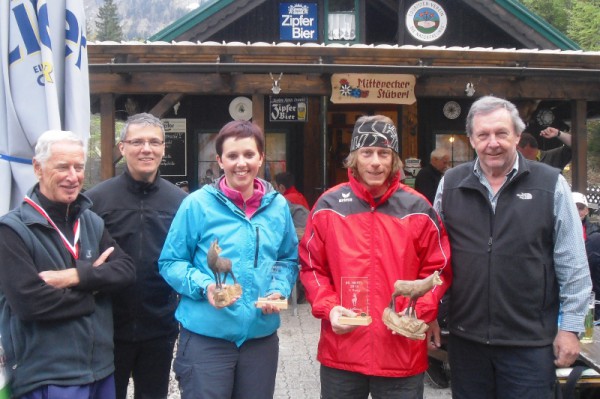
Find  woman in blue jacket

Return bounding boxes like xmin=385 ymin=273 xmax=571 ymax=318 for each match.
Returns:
xmin=159 ymin=120 xmax=298 ymax=399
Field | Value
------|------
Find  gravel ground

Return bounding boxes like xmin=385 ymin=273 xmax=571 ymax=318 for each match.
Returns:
xmin=127 ymin=303 xmax=453 ymax=398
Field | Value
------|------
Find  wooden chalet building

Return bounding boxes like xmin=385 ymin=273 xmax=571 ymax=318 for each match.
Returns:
xmin=88 ymin=0 xmax=600 ymax=205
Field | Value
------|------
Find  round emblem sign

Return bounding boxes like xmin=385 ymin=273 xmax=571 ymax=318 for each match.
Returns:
xmin=443 ymin=101 xmax=461 ymax=120
xmin=406 ymin=1 xmax=448 ymax=43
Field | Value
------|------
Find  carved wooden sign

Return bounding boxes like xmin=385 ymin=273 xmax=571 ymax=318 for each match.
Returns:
xmin=331 ymin=74 xmax=416 ymax=105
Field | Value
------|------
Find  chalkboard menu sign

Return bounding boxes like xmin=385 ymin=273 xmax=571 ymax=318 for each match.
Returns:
xmin=161 ymin=119 xmax=187 ymax=177
xmin=269 ymin=96 xmax=307 ymax=122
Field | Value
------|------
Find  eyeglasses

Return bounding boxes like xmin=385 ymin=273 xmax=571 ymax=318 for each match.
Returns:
xmin=175 ymin=181 xmax=188 ymax=187
xmin=122 ymin=139 xmax=164 ymax=148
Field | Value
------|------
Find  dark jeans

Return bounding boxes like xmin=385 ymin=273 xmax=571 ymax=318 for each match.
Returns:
xmin=173 ymin=328 xmax=279 ymax=399
xmin=448 ymin=334 xmax=556 ymax=399
xmin=114 ymin=335 xmax=177 ymax=399
xmin=20 ymin=374 xmax=115 ymax=399
xmin=320 ymin=365 xmax=424 ymax=399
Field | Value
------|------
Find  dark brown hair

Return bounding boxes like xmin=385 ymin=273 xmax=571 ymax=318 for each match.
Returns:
xmin=215 ymin=120 xmax=265 ymax=157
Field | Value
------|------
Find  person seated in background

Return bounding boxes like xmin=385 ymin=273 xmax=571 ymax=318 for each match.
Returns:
xmin=586 ymin=233 xmax=600 ymax=321
xmin=274 ymin=171 xmax=310 ymax=210
xmin=176 ymin=180 xmax=190 ymax=193
xmin=573 ymin=192 xmax=600 ymax=320
xmin=517 ymin=127 xmax=572 ymax=170
xmin=286 ymin=199 xmax=308 ymax=304
xmin=414 ymin=148 xmax=450 ymax=204
xmin=572 ymin=192 xmax=600 ymax=241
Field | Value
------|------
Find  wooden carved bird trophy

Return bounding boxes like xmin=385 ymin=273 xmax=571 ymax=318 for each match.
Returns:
xmin=207 ymin=238 xmax=242 ymax=307
xmin=382 ymin=271 xmax=443 ymax=340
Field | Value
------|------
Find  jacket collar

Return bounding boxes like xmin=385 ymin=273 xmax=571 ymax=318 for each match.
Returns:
xmin=459 ymin=152 xmax=530 ymax=191
xmin=347 ymin=168 xmax=401 ymax=207
xmin=20 ymin=184 xmax=92 ymax=226
xmin=123 ymin=166 xmax=160 ymax=194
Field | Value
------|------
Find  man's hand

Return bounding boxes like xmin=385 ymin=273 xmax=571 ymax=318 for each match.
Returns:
xmin=329 ymin=305 xmax=359 ymax=335
xmin=39 ymin=268 xmax=79 ymax=289
xmin=93 ymin=247 xmax=114 ymax=267
xmin=554 ymin=330 xmax=581 ymax=368
xmin=540 ymin=127 xmax=572 ymax=146
xmin=427 ymin=319 xmax=442 ymax=349
xmin=38 ymin=247 xmax=115 ymax=289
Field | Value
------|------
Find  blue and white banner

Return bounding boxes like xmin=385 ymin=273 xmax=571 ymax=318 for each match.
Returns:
xmin=0 ymin=0 xmax=90 ymax=215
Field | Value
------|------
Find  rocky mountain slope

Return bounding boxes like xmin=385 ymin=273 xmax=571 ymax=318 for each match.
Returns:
xmin=84 ymin=0 xmax=205 ymax=40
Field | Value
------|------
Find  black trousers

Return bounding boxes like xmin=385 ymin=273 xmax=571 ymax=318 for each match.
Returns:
xmin=114 ymin=335 xmax=177 ymax=399
xmin=320 ymin=365 xmax=424 ymax=399
xmin=448 ymin=334 xmax=556 ymax=399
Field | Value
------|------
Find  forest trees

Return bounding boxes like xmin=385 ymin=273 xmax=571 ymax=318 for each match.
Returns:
xmin=96 ymin=0 xmax=123 ymax=41
xmin=520 ymin=0 xmax=599 ymax=50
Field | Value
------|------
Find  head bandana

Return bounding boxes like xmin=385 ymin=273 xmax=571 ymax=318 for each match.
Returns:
xmin=350 ymin=120 xmax=399 ymax=153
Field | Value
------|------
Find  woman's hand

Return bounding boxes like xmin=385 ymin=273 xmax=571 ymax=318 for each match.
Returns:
xmin=206 ymin=283 xmax=240 ymax=309
xmin=260 ymin=292 xmax=283 ymax=314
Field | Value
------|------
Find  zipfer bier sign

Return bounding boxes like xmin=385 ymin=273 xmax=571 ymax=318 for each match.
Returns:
xmin=279 ymin=3 xmax=318 ymax=41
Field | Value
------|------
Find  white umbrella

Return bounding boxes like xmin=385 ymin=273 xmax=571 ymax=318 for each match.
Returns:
xmin=0 ymin=0 xmax=90 ymax=215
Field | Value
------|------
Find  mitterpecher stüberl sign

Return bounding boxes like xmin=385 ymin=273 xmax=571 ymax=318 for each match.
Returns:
xmin=331 ymin=74 xmax=416 ymax=105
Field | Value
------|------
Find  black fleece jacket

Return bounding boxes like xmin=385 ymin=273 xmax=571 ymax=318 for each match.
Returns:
xmin=86 ymin=169 xmax=187 ymax=341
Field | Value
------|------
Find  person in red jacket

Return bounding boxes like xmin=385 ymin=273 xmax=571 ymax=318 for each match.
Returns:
xmin=299 ymin=115 xmax=452 ymax=399
xmin=274 ymin=171 xmax=310 ymax=210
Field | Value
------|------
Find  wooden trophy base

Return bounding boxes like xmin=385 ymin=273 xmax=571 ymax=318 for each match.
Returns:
xmin=339 ymin=315 xmax=372 ymax=326
xmin=255 ymin=297 xmax=289 ymax=309
xmin=214 ymin=284 xmax=243 ymax=308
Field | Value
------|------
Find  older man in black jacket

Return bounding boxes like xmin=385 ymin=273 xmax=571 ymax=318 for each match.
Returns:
xmin=0 ymin=130 xmax=135 ymax=398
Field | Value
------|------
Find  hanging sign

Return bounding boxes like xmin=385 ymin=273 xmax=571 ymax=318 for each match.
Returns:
xmin=269 ymin=96 xmax=308 ymax=122
xmin=161 ymin=119 xmax=187 ymax=177
xmin=405 ymin=1 xmax=448 ymax=42
xmin=279 ymin=3 xmax=318 ymax=41
xmin=331 ymin=74 xmax=416 ymax=105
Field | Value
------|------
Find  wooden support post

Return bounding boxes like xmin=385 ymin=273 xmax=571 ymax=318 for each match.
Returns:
xmin=252 ymin=94 xmax=266 ymax=178
xmin=571 ymin=100 xmax=587 ymax=192
xmin=100 ymin=94 xmax=115 ymax=180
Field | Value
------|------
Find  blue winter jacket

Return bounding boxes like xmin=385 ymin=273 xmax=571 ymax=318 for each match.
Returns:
xmin=158 ymin=178 xmax=298 ymax=347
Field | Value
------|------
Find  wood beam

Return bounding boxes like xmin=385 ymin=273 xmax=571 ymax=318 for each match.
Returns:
xmin=91 ymin=73 xmax=328 ymax=95
xmin=90 ymin=72 xmax=600 ymax=101
xmin=149 ymin=93 xmax=185 ymax=117
xmin=571 ymin=100 xmax=587 ymax=192
xmin=100 ymin=94 xmax=116 ymax=180
xmin=252 ymin=94 xmax=265 ymax=179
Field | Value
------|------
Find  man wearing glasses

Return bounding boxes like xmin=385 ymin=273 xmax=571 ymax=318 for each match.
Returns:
xmin=86 ymin=113 xmax=187 ymax=399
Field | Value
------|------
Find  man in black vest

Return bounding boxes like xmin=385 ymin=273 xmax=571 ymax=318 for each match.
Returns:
xmin=0 ymin=130 xmax=135 ymax=398
xmin=86 ymin=113 xmax=187 ymax=399
xmin=434 ymin=96 xmax=591 ymax=398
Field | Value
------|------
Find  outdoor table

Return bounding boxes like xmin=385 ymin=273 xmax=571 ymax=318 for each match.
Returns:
xmin=579 ymin=326 xmax=600 ymax=373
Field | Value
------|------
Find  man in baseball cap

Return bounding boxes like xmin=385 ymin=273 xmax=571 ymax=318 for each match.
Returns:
xmin=572 ymin=192 xmax=599 ymax=240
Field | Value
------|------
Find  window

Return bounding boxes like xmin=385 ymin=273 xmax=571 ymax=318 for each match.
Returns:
xmin=197 ymin=131 xmax=288 ymax=186
xmin=435 ymin=132 xmax=474 ymax=168
xmin=326 ymin=0 xmax=359 ymax=43
xmin=197 ymin=132 xmax=219 ymax=187
xmin=265 ymin=132 xmax=287 ymax=182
